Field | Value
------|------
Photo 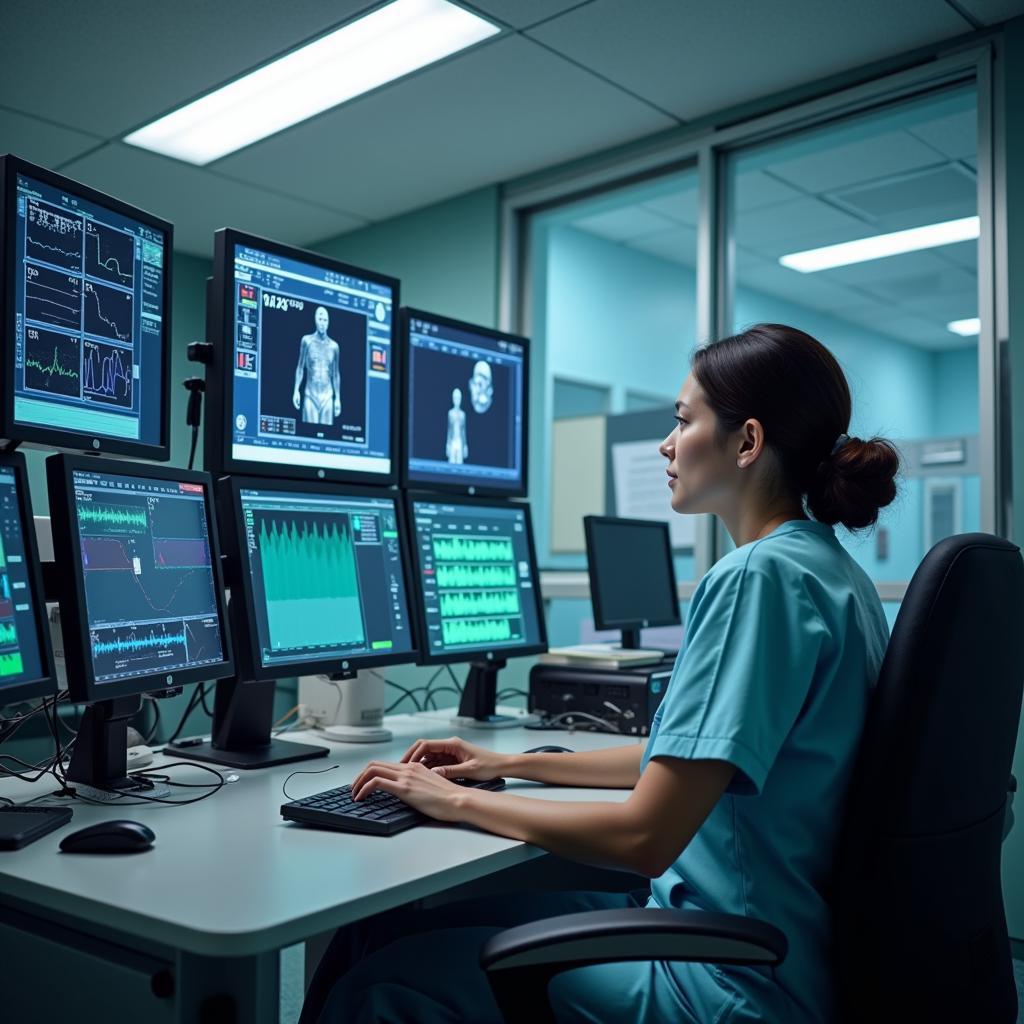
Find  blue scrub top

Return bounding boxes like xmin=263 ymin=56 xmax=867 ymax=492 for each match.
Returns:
xmin=642 ymin=518 xmax=888 ymax=1023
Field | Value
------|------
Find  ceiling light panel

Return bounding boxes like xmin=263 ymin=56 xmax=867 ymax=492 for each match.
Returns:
xmin=124 ymin=0 xmax=500 ymax=165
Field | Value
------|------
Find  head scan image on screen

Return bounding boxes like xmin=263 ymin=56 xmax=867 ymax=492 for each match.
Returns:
xmin=0 ymin=469 xmax=44 ymax=689
xmin=258 ymin=296 xmax=367 ymax=445
xmin=410 ymin=347 xmax=514 ymax=474
xmin=73 ymin=471 xmax=225 ymax=684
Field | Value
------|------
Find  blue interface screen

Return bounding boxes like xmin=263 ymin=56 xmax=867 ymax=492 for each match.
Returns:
xmin=239 ymin=487 xmax=414 ymax=671
xmin=0 ymin=469 xmax=45 ymax=690
xmin=406 ymin=316 xmax=525 ymax=493
xmin=71 ymin=470 xmax=225 ymax=684
xmin=411 ymin=500 xmax=542 ymax=658
xmin=12 ymin=174 xmax=166 ymax=447
xmin=229 ymin=244 xmax=394 ymax=476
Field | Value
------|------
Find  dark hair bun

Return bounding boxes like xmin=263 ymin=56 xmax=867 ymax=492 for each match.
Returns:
xmin=807 ymin=437 xmax=900 ymax=531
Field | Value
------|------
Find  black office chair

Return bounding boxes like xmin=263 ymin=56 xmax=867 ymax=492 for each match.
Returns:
xmin=481 ymin=533 xmax=1024 ymax=1024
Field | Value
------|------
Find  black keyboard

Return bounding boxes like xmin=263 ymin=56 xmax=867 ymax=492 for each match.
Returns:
xmin=281 ymin=778 xmax=506 ymax=836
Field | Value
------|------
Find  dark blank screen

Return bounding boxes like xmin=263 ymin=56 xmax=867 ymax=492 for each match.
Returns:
xmin=588 ymin=520 xmax=678 ymax=628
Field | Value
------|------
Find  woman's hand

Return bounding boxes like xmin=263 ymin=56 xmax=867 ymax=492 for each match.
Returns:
xmin=350 ymin=760 xmax=464 ymax=821
xmin=400 ymin=736 xmax=508 ymax=781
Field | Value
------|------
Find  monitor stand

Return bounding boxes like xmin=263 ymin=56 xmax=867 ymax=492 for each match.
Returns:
xmin=66 ymin=696 xmax=169 ymax=800
xmin=453 ymin=659 xmax=539 ymax=730
xmin=165 ymin=678 xmax=328 ymax=769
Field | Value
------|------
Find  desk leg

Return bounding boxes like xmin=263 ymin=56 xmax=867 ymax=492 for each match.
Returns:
xmin=176 ymin=949 xmax=280 ymax=1024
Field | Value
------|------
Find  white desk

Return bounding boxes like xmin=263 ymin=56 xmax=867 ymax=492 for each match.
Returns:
xmin=0 ymin=712 xmax=638 ymax=1023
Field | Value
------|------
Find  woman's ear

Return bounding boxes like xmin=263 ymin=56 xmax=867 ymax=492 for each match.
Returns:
xmin=736 ymin=418 xmax=765 ymax=468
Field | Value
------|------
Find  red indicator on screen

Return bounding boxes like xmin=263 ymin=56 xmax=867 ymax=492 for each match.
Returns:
xmin=178 ymin=483 xmax=204 ymax=494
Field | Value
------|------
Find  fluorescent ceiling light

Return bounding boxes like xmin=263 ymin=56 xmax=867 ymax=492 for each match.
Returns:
xmin=779 ymin=216 xmax=980 ymax=273
xmin=947 ymin=317 xmax=980 ymax=336
xmin=124 ymin=0 xmax=499 ymax=165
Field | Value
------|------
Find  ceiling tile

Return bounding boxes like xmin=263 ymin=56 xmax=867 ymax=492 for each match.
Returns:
xmin=0 ymin=108 xmax=101 ymax=168
xmin=464 ymin=0 xmax=592 ymax=29
xmin=641 ymin=189 xmax=698 ymax=225
xmin=736 ymin=262 xmax=863 ymax=313
xmin=951 ymin=0 xmax=1024 ymax=25
xmin=573 ymin=205 xmax=676 ymax=241
xmin=829 ymin=165 xmax=975 ymax=222
xmin=527 ymin=0 xmax=971 ymax=122
xmin=733 ymin=170 xmax=804 ymax=212
xmin=818 ymin=248 xmax=958 ymax=288
xmin=216 ymin=36 xmax=674 ymax=221
xmin=625 ymin=224 xmax=698 ymax=265
xmin=906 ymin=109 xmax=978 ymax=161
xmin=0 ymin=1 xmax=384 ymax=137
xmin=60 ymin=144 xmax=366 ymax=258
xmin=737 ymin=196 xmax=871 ymax=256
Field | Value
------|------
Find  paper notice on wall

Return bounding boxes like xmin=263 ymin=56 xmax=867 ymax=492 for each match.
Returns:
xmin=611 ymin=439 xmax=696 ymax=548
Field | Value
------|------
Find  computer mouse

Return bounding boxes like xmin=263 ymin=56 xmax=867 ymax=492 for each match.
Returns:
xmin=523 ymin=745 xmax=573 ymax=754
xmin=59 ymin=820 xmax=155 ymax=854
xmin=126 ymin=744 xmax=154 ymax=769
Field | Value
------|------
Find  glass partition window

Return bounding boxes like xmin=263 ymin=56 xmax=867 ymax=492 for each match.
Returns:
xmin=727 ymin=85 xmax=979 ymax=582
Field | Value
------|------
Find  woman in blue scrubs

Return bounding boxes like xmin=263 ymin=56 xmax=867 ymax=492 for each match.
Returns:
xmin=302 ymin=323 xmax=900 ymax=1024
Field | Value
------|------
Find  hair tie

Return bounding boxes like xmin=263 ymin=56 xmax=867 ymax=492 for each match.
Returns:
xmin=831 ymin=433 xmax=851 ymax=456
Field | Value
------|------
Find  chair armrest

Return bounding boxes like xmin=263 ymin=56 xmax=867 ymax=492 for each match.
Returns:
xmin=481 ymin=908 xmax=787 ymax=1024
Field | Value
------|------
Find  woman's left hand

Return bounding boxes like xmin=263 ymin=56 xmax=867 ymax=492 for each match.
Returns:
xmin=351 ymin=760 xmax=463 ymax=822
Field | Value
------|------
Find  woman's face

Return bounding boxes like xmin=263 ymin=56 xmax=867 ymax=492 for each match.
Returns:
xmin=659 ymin=373 xmax=738 ymax=516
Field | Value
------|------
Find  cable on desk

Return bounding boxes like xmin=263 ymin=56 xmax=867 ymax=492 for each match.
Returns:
xmin=445 ymin=665 xmax=464 ymax=692
xmin=282 ymin=763 xmax=339 ymax=803
xmin=526 ymin=710 xmax=624 ymax=734
xmin=423 ymin=686 xmax=461 ymax=711
xmin=142 ymin=696 xmax=162 ymax=745
xmin=496 ymin=688 xmax=527 ymax=702
xmin=48 ymin=761 xmax=226 ymax=808
xmin=166 ymin=684 xmax=209 ymax=745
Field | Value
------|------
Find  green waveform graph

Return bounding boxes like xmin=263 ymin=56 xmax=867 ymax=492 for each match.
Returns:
xmin=259 ymin=514 xmax=365 ymax=651
xmin=0 ymin=651 xmax=24 ymax=677
xmin=442 ymin=617 xmax=519 ymax=646
xmin=0 ymin=621 xmax=17 ymax=646
xmin=78 ymin=503 xmax=148 ymax=533
xmin=439 ymin=589 xmax=520 ymax=618
xmin=0 ymin=529 xmax=6 ymax=569
xmin=435 ymin=563 xmax=516 ymax=589
xmin=26 ymin=347 xmax=79 ymax=381
xmin=432 ymin=534 xmax=514 ymax=563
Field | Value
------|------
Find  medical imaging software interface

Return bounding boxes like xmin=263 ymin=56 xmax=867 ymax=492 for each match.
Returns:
xmin=229 ymin=244 xmax=394 ymax=475
xmin=0 ymin=469 xmax=44 ymax=690
xmin=71 ymin=470 xmax=225 ymax=684
xmin=406 ymin=317 xmax=525 ymax=492
xmin=239 ymin=488 xmax=414 ymax=671
xmin=411 ymin=500 xmax=542 ymax=656
xmin=11 ymin=174 xmax=165 ymax=444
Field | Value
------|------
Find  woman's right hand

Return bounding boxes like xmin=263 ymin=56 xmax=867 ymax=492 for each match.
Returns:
xmin=400 ymin=736 xmax=507 ymax=781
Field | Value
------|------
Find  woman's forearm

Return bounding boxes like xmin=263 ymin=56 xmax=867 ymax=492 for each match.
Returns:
xmin=501 ymin=743 xmax=645 ymax=789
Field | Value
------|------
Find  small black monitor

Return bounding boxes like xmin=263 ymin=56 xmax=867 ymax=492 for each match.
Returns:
xmin=0 ymin=155 xmax=172 ymax=459
xmin=401 ymin=309 xmax=528 ymax=497
xmin=0 ymin=452 xmax=56 ymax=706
xmin=406 ymin=495 xmax=546 ymax=727
xmin=227 ymin=478 xmax=418 ymax=680
xmin=205 ymin=228 xmax=399 ymax=485
xmin=46 ymin=455 xmax=234 ymax=703
xmin=584 ymin=516 xmax=680 ymax=649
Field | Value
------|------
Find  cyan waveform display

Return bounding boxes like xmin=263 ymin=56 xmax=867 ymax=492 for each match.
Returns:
xmin=431 ymin=534 xmax=514 ymax=563
xmin=435 ymin=563 xmax=516 ymax=589
xmin=439 ymin=589 xmax=520 ymax=618
xmin=0 ymin=621 xmax=17 ymax=646
xmin=258 ymin=514 xmax=365 ymax=650
xmin=442 ymin=617 xmax=515 ymax=646
xmin=78 ymin=502 xmax=148 ymax=532
xmin=0 ymin=529 xmax=6 ymax=569
xmin=92 ymin=628 xmax=186 ymax=657
xmin=0 ymin=651 xmax=25 ymax=677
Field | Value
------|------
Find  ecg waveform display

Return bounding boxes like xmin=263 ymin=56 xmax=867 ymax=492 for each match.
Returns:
xmin=439 ymin=589 xmax=520 ymax=618
xmin=0 ymin=472 xmax=44 ymax=689
xmin=432 ymin=535 xmax=514 ymax=562
xmin=85 ymin=220 xmax=134 ymax=288
xmin=23 ymin=328 xmax=80 ymax=398
xmin=73 ymin=473 xmax=225 ymax=683
xmin=84 ymin=280 xmax=132 ymax=342
xmin=25 ymin=199 xmax=83 ymax=272
xmin=83 ymin=340 xmax=133 ymax=407
xmin=24 ymin=264 xmax=81 ymax=329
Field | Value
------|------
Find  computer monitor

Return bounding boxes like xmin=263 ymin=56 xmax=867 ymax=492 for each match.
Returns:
xmin=0 ymin=452 xmax=56 ymax=706
xmin=205 ymin=228 xmax=399 ymax=485
xmin=401 ymin=309 xmax=528 ymax=497
xmin=406 ymin=494 xmax=546 ymax=726
xmin=0 ymin=155 xmax=172 ymax=459
xmin=584 ymin=516 xmax=680 ymax=649
xmin=46 ymin=454 xmax=234 ymax=793
xmin=165 ymin=479 xmax=421 ymax=768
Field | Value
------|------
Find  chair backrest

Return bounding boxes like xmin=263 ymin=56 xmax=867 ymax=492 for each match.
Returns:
xmin=833 ymin=533 xmax=1024 ymax=1024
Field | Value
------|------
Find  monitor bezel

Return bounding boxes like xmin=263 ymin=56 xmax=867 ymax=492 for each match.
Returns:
xmin=399 ymin=307 xmax=530 ymax=498
xmin=205 ymin=228 xmax=401 ymax=486
xmin=404 ymin=491 xmax=548 ymax=667
xmin=220 ymin=475 xmax=421 ymax=681
xmin=0 ymin=451 xmax=58 ymax=705
xmin=0 ymin=154 xmax=173 ymax=461
xmin=45 ymin=453 xmax=235 ymax=703
xmin=583 ymin=515 xmax=681 ymax=632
